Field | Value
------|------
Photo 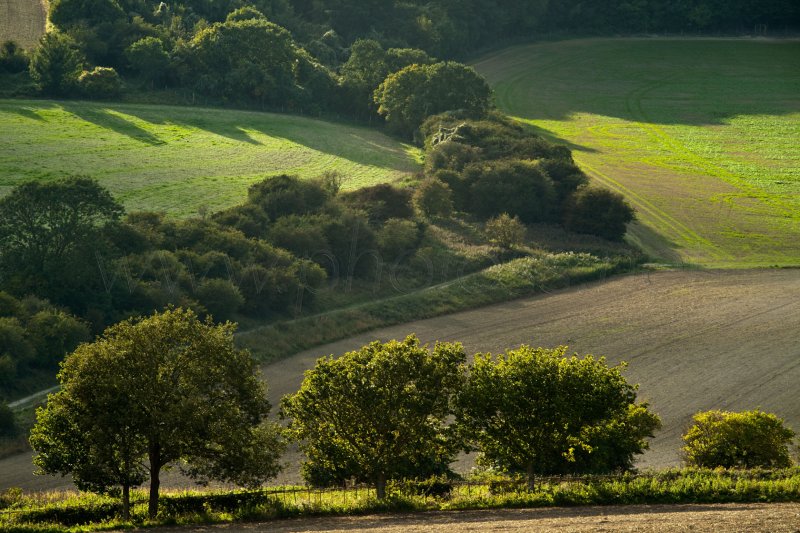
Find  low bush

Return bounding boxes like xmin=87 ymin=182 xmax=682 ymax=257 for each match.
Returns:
xmin=78 ymin=66 xmax=122 ymax=98
xmin=682 ymin=410 xmax=796 ymax=469
xmin=413 ymin=178 xmax=453 ymax=219
xmin=563 ymin=188 xmax=635 ymax=241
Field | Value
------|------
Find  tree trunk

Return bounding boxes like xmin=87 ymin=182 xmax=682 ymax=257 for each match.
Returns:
xmin=148 ymin=444 xmax=161 ymax=519
xmin=376 ymin=472 xmax=387 ymax=500
xmin=526 ymin=462 xmax=535 ymax=492
xmin=122 ymin=484 xmax=130 ymax=521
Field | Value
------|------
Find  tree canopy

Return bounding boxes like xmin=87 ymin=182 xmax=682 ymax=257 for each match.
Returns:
xmin=455 ymin=346 xmax=660 ymax=488
xmin=30 ymin=307 xmax=283 ymax=518
xmin=281 ymin=335 xmax=466 ymax=498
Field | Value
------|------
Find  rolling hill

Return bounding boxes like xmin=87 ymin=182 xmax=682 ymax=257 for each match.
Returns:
xmin=474 ymin=39 xmax=800 ymax=267
xmin=0 ymin=100 xmax=421 ymax=216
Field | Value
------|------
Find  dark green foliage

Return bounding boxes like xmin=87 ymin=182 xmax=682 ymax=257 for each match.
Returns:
xmin=0 ymin=41 xmax=29 ymax=74
xmin=564 ymin=188 xmax=635 ymax=241
xmin=683 ymin=410 xmax=796 ymax=469
xmin=456 ymin=346 xmax=661 ymax=487
xmin=339 ymin=184 xmax=414 ymax=223
xmin=281 ymin=335 xmax=466 ymax=498
xmin=0 ymin=176 xmax=123 ymax=311
xmin=49 ymin=0 xmax=125 ymax=29
xmin=226 ymin=6 xmax=268 ymax=22
xmin=0 ymin=402 xmax=16 ymax=437
xmin=25 ymin=310 xmax=90 ymax=368
xmin=180 ymin=18 xmax=307 ymax=106
xmin=78 ymin=66 xmax=122 ymax=98
xmin=375 ymin=62 xmax=492 ymax=137
xmin=376 ymin=219 xmax=421 ymax=262
xmin=413 ymin=177 xmax=453 ymax=219
xmin=466 ymin=159 xmax=557 ymax=223
xmin=29 ymin=33 xmax=85 ymax=96
xmin=125 ymin=37 xmax=169 ymax=85
xmin=195 ymin=279 xmax=244 ymax=321
xmin=247 ymin=175 xmax=330 ymax=221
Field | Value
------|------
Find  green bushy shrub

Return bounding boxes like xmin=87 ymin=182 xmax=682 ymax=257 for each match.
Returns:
xmin=485 ymin=213 xmax=525 ymax=250
xmin=78 ymin=66 xmax=122 ymax=98
xmin=377 ymin=219 xmax=420 ymax=262
xmin=683 ymin=410 xmax=796 ymax=469
xmin=563 ymin=187 xmax=635 ymax=241
xmin=413 ymin=178 xmax=453 ymax=219
xmin=195 ymin=278 xmax=244 ymax=321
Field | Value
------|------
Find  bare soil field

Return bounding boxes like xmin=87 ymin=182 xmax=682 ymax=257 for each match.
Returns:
xmin=0 ymin=0 xmax=47 ymax=48
xmin=162 ymin=503 xmax=800 ymax=532
xmin=2 ymin=269 xmax=799 ymax=490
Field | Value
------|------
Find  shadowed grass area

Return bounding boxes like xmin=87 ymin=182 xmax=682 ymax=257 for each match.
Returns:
xmin=474 ymin=39 xmax=800 ymax=267
xmin=0 ymin=99 xmax=422 ymax=217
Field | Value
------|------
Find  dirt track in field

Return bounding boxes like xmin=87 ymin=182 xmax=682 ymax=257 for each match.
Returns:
xmin=2 ymin=269 xmax=799 ymax=490
xmin=160 ymin=503 xmax=800 ymax=532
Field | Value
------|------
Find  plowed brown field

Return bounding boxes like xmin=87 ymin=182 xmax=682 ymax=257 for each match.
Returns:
xmin=2 ymin=269 xmax=799 ymax=490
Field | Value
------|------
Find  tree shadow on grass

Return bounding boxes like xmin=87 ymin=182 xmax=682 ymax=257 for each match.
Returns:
xmin=58 ymin=101 xmax=165 ymax=146
xmin=111 ymin=103 xmax=418 ymax=172
xmin=481 ymin=40 xmax=800 ymax=127
xmin=1 ymin=104 xmax=46 ymax=122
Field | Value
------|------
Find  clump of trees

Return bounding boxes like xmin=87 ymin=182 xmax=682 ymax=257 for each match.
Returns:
xmin=417 ymin=112 xmax=636 ymax=241
xmin=282 ymin=336 xmax=660 ymax=495
xmin=682 ymin=410 xmax=796 ymax=469
xmin=30 ymin=307 xmax=284 ymax=519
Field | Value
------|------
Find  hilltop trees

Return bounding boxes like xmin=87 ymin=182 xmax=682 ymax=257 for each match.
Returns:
xmin=30 ymin=307 xmax=283 ymax=519
xmin=455 ymin=346 xmax=660 ymax=488
xmin=281 ymin=335 xmax=467 ymax=498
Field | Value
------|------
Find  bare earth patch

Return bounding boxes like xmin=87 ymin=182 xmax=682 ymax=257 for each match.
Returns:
xmin=3 ymin=269 xmax=799 ymax=489
xmin=160 ymin=503 xmax=800 ymax=532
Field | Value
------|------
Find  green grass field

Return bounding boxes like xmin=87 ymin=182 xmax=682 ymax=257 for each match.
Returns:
xmin=0 ymin=100 xmax=421 ymax=216
xmin=474 ymin=39 xmax=800 ymax=267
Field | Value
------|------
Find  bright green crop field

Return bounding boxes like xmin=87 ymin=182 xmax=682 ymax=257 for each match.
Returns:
xmin=0 ymin=100 xmax=421 ymax=216
xmin=475 ymin=39 xmax=800 ymax=267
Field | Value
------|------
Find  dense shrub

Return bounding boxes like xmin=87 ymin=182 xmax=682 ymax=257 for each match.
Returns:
xmin=485 ymin=213 xmax=525 ymax=250
xmin=125 ymin=37 xmax=169 ymax=86
xmin=78 ymin=66 xmax=122 ymax=98
xmin=413 ymin=177 xmax=453 ymax=219
xmin=195 ymin=279 xmax=245 ymax=321
xmin=683 ymin=410 xmax=796 ymax=469
xmin=563 ymin=187 xmax=635 ymax=241
xmin=267 ymin=215 xmax=330 ymax=259
xmin=0 ymin=41 xmax=29 ymax=74
xmin=377 ymin=219 xmax=421 ymax=262
xmin=247 ymin=175 xmax=330 ymax=221
xmin=0 ymin=402 xmax=16 ymax=437
xmin=466 ymin=159 xmax=557 ymax=223
xmin=25 ymin=310 xmax=90 ymax=368
xmin=340 ymin=184 xmax=414 ymax=222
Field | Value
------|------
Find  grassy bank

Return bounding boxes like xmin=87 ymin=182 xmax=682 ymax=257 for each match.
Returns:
xmin=3 ymin=469 xmax=800 ymax=531
xmin=474 ymin=39 xmax=800 ymax=267
xmin=238 ymin=252 xmax=639 ymax=362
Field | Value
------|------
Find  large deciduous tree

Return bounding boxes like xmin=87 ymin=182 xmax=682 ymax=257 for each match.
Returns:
xmin=375 ymin=61 xmax=492 ymax=137
xmin=281 ymin=335 xmax=466 ymax=498
xmin=455 ymin=346 xmax=660 ymax=489
xmin=0 ymin=176 xmax=122 ymax=310
xmin=30 ymin=307 xmax=284 ymax=519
